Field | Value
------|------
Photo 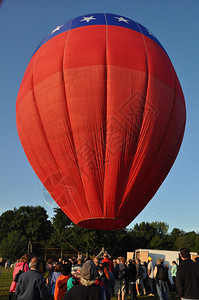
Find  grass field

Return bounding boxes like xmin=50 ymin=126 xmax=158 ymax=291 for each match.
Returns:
xmin=0 ymin=268 xmax=13 ymax=299
xmin=0 ymin=267 xmax=179 ymax=300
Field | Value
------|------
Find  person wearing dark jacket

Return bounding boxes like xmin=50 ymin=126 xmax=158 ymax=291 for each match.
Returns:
xmin=128 ymin=259 xmax=137 ymax=300
xmin=154 ymin=259 xmax=168 ymax=300
xmin=15 ymin=257 xmax=48 ymax=300
xmin=176 ymin=248 xmax=199 ymax=299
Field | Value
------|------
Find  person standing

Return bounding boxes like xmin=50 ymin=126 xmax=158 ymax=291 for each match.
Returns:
xmin=49 ymin=264 xmax=62 ymax=299
xmin=171 ymin=261 xmax=177 ymax=290
xmin=141 ymin=262 xmax=147 ymax=294
xmin=135 ymin=259 xmax=146 ymax=296
xmin=114 ymin=257 xmax=127 ymax=300
xmin=66 ymin=254 xmax=84 ymax=291
xmin=54 ymin=264 xmax=71 ymax=300
xmin=15 ymin=256 xmax=48 ymax=300
xmin=93 ymin=256 xmax=99 ymax=267
xmin=176 ymin=248 xmax=199 ymax=299
xmin=127 ymin=259 xmax=137 ymax=300
xmin=154 ymin=258 xmax=169 ymax=300
xmin=71 ymin=254 xmax=84 ymax=277
xmin=9 ymin=254 xmax=31 ymax=300
xmin=101 ymin=262 xmax=115 ymax=300
xmin=5 ymin=260 xmax=10 ymax=270
xmin=101 ymin=252 xmax=114 ymax=273
xmin=147 ymin=257 xmax=155 ymax=296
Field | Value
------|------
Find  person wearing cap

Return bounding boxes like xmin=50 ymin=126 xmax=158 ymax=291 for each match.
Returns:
xmin=147 ymin=256 xmax=155 ymax=296
xmin=66 ymin=254 xmax=84 ymax=293
xmin=71 ymin=254 xmax=84 ymax=278
xmin=62 ymin=260 xmax=106 ymax=300
xmin=154 ymin=258 xmax=169 ymax=300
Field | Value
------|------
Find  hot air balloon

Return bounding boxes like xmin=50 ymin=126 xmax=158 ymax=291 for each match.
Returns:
xmin=16 ymin=13 xmax=186 ymax=230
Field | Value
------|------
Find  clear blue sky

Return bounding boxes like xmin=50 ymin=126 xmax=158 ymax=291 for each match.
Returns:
xmin=0 ymin=0 xmax=198 ymax=233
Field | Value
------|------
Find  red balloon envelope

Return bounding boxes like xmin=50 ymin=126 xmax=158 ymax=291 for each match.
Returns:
xmin=16 ymin=13 xmax=186 ymax=230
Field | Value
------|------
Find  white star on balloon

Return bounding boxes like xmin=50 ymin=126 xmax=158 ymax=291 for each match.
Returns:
xmin=115 ymin=16 xmax=129 ymax=24
xmin=80 ymin=16 xmax=96 ymax=23
xmin=51 ymin=25 xmax=64 ymax=34
xmin=146 ymin=28 xmax=154 ymax=37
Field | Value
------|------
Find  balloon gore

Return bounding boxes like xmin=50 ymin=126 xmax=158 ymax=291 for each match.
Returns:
xmin=16 ymin=13 xmax=186 ymax=230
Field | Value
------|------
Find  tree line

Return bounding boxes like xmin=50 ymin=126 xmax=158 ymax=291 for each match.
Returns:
xmin=0 ymin=206 xmax=198 ymax=262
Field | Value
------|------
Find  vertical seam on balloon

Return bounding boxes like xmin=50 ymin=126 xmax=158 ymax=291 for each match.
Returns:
xmin=135 ymin=22 xmax=150 ymax=136
xmin=62 ymin=20 xmax=93 ymax=223
xmin=115 ymin=22 xmax=150 ymax=219
xmin=116 ymin=22 xmax=150 ymax=218
xmin=104 ymin=14 xmax=116 ymax=229
xmin=61 ymin=20 xmax=85 ymax=221
xmin=103 ymin=13 xmax=108 ymax=220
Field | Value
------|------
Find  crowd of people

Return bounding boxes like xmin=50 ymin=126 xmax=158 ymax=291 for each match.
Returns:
xmin=6 ymin=247 xmax=199 ymax=300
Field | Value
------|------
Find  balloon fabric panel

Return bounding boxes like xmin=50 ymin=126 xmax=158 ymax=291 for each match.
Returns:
xmin=16 ymin=14 xmax=186 ymax=230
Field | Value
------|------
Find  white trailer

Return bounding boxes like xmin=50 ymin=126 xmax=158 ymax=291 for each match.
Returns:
xmin=127 ymin=249 xmax=198 ymax=284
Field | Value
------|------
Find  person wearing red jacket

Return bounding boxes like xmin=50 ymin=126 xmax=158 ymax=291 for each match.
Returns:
xmin=101 ymin=252 xmax=114 ymax=273
xmin=54 ymin=264 xmax=71 ymax=300
xmin=9 ymin=254 xmax=31 ymax=300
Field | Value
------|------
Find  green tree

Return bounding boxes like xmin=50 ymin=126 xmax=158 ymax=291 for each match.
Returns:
xmin=51 ymin=208 xmax=73 ymax=234
xmin=132 ymin=222 xmax=157 ymax=248
xmin=151 ymin=221 xmax=169 ymax=236
xmin=195 ymin=234 xmax=199 ymax=253
xmin=0 ymin=209 xmax=16 ymax=242
xmin=14 ymin=206 xmax=52 ymax=242
xmin=0 ymin=206 xmax=52 ymax=259
xmin=148 ymin=234 xmax=171 ymax=249
xmin=175 ymin=231 xmax=197 ymax=252
xmin=149 ymin=222 xmax=172 ymax=249
xmin=130 ymin=221 xmax=170 ymax=250
xmin=170 ymin=228 xmax=185 ymax=239
xmin=0 ymin=230 xmax=27 ymax=261
xmin=170 ymin=227 xmax=185 ymax=250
